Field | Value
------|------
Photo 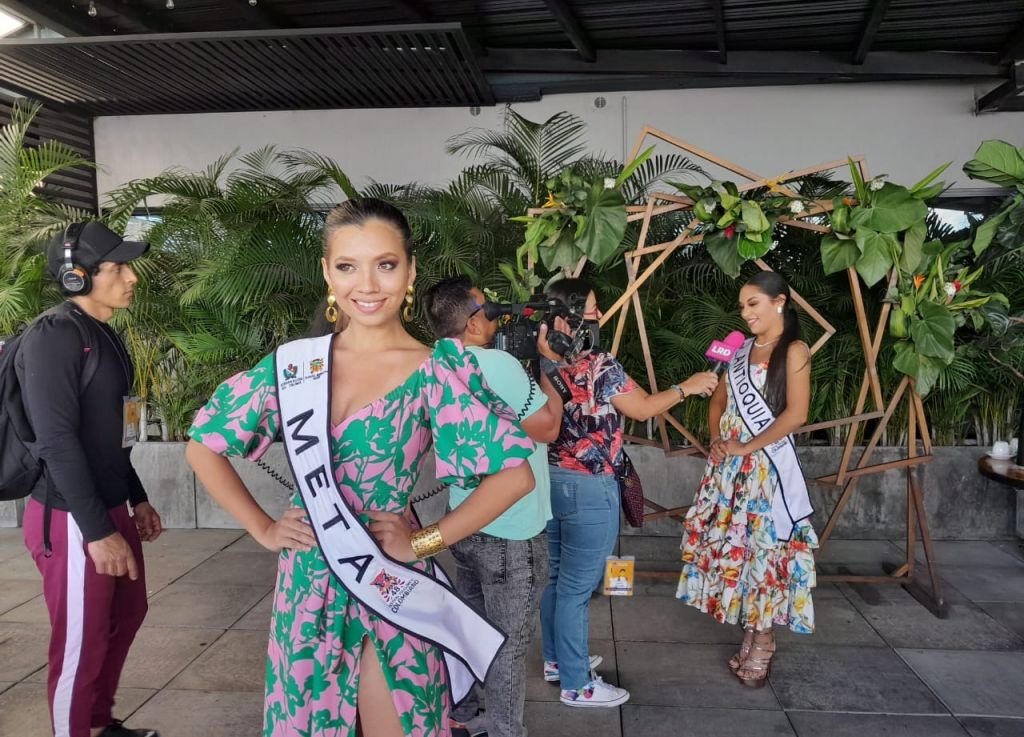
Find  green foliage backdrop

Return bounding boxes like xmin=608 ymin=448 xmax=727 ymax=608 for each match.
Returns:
xmin=3 ymin=102 xmax=1021 ymax=444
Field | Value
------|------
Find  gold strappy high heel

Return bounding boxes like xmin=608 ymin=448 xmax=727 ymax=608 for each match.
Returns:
xmin=728 ymin=628 xmax=755 ymax=673
xmin=735 ymin=632 xmax=775 ymax=688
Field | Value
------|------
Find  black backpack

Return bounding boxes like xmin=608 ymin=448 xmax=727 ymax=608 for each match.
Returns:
xmin=0 ymin=305 xmax=100 ymax=502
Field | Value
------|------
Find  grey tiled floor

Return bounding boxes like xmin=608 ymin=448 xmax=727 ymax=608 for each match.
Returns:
xmin=1 ymin=530 xmax=1023 ymax=737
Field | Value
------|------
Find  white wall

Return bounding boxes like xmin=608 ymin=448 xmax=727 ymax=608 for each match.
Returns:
xmin=94 ymin=81 xmax=1023 ymax=201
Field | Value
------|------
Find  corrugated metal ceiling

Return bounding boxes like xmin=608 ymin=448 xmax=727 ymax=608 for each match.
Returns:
xmin=0 ymin=0 xmax=1020 ymax=113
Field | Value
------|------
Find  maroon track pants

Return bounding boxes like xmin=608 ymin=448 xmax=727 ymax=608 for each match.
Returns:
xmin=23 ymin=499 xmax=148 ymax=737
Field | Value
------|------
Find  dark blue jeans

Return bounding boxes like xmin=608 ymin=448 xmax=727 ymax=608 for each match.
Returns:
xmin=539 ymin=467 xmax=620 ymax=691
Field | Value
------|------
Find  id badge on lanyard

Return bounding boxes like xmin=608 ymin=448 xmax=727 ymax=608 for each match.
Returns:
xmin=122 ymin=395 xmax=142 ymax=448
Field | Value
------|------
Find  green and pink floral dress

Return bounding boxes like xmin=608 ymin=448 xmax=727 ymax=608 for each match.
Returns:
xmin=676 ymin=360 xmax=818 ymax=634
xmin=188 ymin=339 xmax=534 ymax=737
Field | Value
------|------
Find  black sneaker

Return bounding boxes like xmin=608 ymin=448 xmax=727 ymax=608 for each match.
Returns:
xmin=98 ymin=719 xmax=159 ymax=737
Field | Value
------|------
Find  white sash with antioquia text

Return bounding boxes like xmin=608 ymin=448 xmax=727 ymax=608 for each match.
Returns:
xmin=727 ymin=339 xmax=813 ymax=541
xmin=275 ymin=335 xmax=505 ymax=705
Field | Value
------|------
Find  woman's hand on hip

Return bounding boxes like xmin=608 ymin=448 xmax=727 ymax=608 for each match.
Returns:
xmin=256 ymin=507 xmax=316 ymax=553
xmin=366 ymin=510 xmax=417 ymax=562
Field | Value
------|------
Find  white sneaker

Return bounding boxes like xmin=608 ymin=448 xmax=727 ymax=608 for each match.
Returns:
xmin=542 ymin=654 xmax=603 ymax=682
xmin=560 ymin=677 xmax=630 ymax=708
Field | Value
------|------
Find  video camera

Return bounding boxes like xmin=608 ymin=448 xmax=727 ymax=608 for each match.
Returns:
xmin=485 ymin=293 xmax=588 ymax=362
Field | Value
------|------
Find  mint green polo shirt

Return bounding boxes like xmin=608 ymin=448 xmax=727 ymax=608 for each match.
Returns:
xmin=448 ymin=346 xmax=552 ymax=540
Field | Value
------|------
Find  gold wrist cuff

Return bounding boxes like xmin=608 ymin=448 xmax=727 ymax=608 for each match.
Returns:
xmin=410 ymin=524 xmax=446 ymax=559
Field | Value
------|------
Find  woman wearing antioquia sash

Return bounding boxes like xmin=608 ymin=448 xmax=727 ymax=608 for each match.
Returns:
xmin=676 ymin=271 xmax=817 ymax=688
xmin=185 ymin=199 xmax=536 ymax=737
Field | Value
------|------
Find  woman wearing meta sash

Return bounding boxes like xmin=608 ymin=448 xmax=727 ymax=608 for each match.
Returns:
xmin=676 ymin=271 xmax=818 ymax=688
xmin=185 ymin=198 xmax=536 ymax=737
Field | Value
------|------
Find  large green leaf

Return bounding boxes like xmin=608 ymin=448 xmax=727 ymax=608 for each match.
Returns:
xmin=900 ymin=220 xmax=926 ymax=273
xmin=963 ymin=140 xmax=1024 ymax=188
xmin=538 ymin=226 xmax=579 ymax=271
xmin=703 ymin=230 xmax=745 ymax=278
xmin=972 ymin=194 xmax=1022 ymax=256
xmin=853 ymin=228 xmax=896 ymax=285
xmin=670 ymin=181 xmax=708 ymax=201
xmin=576 ymin=185 xmax=627 ymax=265
xmin=849 ymin=183 xmax=927 ymax=233
xmin=893 ymin=341 xmax=920 ymax=377
xmin=740 ymin=200 xmax=770 ymax=235
xmin=910 ymin=300 xmax=956 ymax=363
xmin=736 ymin=229 xmax=773 ymax=260
xmin=892 ymin=343 xmax=942 ymax=396
xmin=719 ymin=191 xmax=741 ymax=210
xmin=820 ymin=235 xmax=859 ymax=274
xmin=829 ymin=199 xmax=851 ymax=233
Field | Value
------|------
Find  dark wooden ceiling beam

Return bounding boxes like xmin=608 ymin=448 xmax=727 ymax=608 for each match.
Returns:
xmin=853 ymin=0 xmax=892 ymax=65
xmin=479 ymin=48 xmax=1002 ymax=78
xmin=710 ymin=0 xmax=727 ymax=64
xmin=542 ymin=0 xmax=595 ymax=63
xmin=999 ymin=20 xmax=1024 ymax=64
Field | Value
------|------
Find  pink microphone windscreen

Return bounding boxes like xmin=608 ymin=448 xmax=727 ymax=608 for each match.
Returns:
xmin=705 ymin=340 xmax=738 ymax=363
xmin=724 ymin=331 xmax=746 ymax=349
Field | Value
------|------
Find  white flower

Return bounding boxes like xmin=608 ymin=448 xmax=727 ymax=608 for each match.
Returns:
xmin=789 ymin=200 xmax=806 ymax=214
xmin=868 ymin=175 xmax=888 ymax=191
xmin=603 ymin=177 xmax=616 ymax=190
xmin=943 ymin=282 xmax=957 ymax=298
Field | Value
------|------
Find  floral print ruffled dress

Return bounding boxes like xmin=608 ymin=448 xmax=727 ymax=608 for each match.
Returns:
xmin=676 ymin=359 xmax=817 ymax=634
xmin=188 ymin=339 xmax=534 ymax=737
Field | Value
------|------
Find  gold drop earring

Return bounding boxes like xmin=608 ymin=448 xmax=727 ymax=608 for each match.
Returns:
xmin=325 ymin=290 xmax=339 ymax=324
xmin=403 ymin=285 xmax=415 ymax=322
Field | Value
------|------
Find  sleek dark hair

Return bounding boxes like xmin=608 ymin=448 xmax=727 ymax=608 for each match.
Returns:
xmin=309 ymin=198 xmax=414 ymax=336
xmin=545 ymin=277 xmax=591 ymax=321
xmin=322 ymin=197 xmax=412 ymax=260
xmin=423 ymin=275 xmax=476 ymax=339
xmin=744 ymin=271 xmax=801 ymax=415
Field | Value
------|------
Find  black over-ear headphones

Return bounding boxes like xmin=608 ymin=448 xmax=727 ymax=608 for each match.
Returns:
xmin=58 ymin=223 xmax=90 ymax=295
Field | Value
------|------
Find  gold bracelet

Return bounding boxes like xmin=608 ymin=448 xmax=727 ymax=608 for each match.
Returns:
xmin=409 ymin=524 xmax=446 ymax=559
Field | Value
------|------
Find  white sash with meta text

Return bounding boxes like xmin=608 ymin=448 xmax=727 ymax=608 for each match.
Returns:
xmin=275 ymin=335 xmax=505 ymax=705
xmin=727 ymin=339 xmax=814 ymax=541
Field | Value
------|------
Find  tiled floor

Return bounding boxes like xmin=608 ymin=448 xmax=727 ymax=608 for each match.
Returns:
xmin=1 ymin=530 xmax=1023 ymax=737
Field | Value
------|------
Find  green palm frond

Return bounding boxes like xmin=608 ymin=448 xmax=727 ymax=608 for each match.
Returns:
xmin=279 ymin=149 xmax=360 ymax=200
xmin=621 ymin=154 xmax=706 ymax=202
xmin=446 ymin=108 xmax=589 ymax=202
xmin=1 ymin=100 xmax=97 ymax=332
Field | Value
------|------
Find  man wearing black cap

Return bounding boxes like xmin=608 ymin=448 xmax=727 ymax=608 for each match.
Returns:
xmin=17 ymin=222 xmax=161 ymax=737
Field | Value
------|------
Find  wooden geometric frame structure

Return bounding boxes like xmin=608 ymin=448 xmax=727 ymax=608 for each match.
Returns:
xmin=531 ymin=126 xmax=947 ymax=615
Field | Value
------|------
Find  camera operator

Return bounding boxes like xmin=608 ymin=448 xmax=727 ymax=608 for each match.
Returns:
xmin=423 ymin=276 xmax=563 ymax=737
xmin=539 ymin=277 xmax=718 ymax=709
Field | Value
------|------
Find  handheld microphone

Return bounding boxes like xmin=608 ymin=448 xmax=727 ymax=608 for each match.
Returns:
xmin=704 ymin=331 xmax=746 ymax=377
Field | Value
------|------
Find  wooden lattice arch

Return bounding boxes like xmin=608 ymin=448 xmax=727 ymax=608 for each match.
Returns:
xmin=531 ymin=126 xmax=947 ymax=614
